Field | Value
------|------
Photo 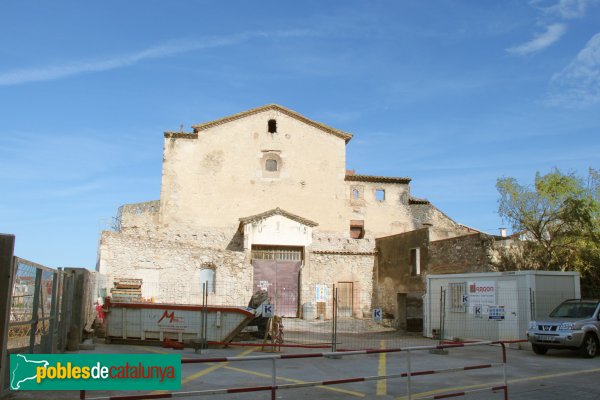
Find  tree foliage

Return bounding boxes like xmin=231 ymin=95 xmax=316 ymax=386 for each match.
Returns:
xmin=496 ymin=168 xmax=600 ymax=295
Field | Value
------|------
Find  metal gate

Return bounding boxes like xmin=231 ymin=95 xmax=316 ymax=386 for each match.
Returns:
xmin=251 ymin=247 xmax=302 ymax=317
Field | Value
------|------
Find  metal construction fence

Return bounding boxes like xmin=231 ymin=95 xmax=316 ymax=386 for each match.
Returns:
xmin=98 ymin=274 xmax=592 ymax=352
xmin=425 ymin=286 xmax=583 ymax=344
xmin=0 ymin=242 xmax=103 ymax=397
xmin=80 ymin=340 xmax=525 ymax=400
xmin=1 ymin=257 xmax=63 ymax=395
xmin=7 ymin=258 xmax=62 ymax=352
xmin=101 ymin=279 xmax=432 ymax=351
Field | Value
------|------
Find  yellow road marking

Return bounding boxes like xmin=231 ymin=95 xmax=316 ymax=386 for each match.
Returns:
xmin=181 ymin=347 xmax=258 ymax=385
xmin=134 ymin=345 xmax=170 ymax=354
xmin=376 ymin=340 xmax=387 ymax=396
xmin=397 ymin=367 xmax=600 ymax=400
xmin=223 ymin=365 xmax=366 ymax=397
xmin=134 ymin=345 xmax=258 ymax=393
xmin=138 ymin=344 xmax=363 ymax=397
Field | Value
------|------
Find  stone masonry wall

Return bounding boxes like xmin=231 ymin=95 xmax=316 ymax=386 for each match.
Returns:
xmin=98 ymin=231 xmax=251 ymax=306
xmin=410 ymin=203 xmax=471 ymax=240
xmin=304 ymin=252 xmax=375 ymax=319
xmin=428 ymin=233 xmax=494 ymax=274
xmin=98 ymin=227 xmax=377 ymax=318
xmin=375 ymin=229 xmax=429 ymax=326
xmin=119 ymin=200 xmax=160 ymax=230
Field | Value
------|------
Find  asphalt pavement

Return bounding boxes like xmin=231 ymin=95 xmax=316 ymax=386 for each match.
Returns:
xmin=6 ymin=339 xmax=600 ymax=399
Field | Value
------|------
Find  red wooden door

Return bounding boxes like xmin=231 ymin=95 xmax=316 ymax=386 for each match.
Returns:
xmin=252 ymin=259 xmax=301 ymax=317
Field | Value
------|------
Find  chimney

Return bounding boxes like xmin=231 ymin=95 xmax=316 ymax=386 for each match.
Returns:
xmin=499 ymin=228 xmax=507 ymax=237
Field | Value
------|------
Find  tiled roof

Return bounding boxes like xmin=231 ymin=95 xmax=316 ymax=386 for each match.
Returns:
xmin=192 ymin=104 xmax=353 ymax=143
xmin=345 ymin=174 xmax=411 ymax=184
xmin=164 ymin=132 xmax=198 ymax=139
xmin=239 ymin=207 xmax=319 ymax=227
xmin=409 ymin=197 xmax=430 ymax=205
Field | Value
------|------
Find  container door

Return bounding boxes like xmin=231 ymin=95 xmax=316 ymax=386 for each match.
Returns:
xmin=498 ymin=280 xmax=519 ymax=340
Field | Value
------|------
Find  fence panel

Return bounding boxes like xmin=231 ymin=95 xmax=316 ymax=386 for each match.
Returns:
xmin=102 ymin=279 xmax=434 ymax=351
xmin=2 ymin=257 xmax=63 ymax=394
xmin=425 ymin=283 xmax=581 ymax=343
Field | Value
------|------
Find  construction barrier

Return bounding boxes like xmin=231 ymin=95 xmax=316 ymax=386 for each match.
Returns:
xmin=81 ymin=340 xmax=527 ymax=400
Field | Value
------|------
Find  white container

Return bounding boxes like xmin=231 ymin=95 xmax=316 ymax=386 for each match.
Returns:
xmin=423 ymin=270 xmax=580 ymax=341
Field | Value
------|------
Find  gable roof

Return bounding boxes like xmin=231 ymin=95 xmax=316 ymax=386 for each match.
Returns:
xmin=238 ymin=207 xmax=319 ymax=227
xmin=192 ymin=104 xmax=353 ymax=143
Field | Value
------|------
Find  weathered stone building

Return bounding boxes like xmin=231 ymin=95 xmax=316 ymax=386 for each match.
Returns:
xmin=97 ymin=104 xmax=471 ymax=319
xmin=375 ymin=229 xmax=512 ymax=329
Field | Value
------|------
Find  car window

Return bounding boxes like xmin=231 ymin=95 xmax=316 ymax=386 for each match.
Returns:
xmin=550 ymin=301 xmax=599 ymax=318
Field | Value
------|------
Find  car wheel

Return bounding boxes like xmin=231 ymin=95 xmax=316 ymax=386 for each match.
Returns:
xmin=579 ymin=333 xmax=598 ymax=358
xmin=532 ymin=343 xmax=548 ymax=355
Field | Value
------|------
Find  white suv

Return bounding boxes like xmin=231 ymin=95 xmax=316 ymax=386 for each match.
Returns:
xmin=526 ymin=299 xmax=600 ymax=358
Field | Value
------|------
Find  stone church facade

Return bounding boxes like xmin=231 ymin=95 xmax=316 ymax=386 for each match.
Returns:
xmin=97 ymin=104 xmax=471 ymax=319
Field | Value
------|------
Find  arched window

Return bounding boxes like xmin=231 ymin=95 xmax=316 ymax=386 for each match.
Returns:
xmin=268 ymin=119 xmax=277 ymax=133
xmin=200 ymin=267 xmax=215 ymax=294
xmin=261 ymin=152 xmax=282 ymax=177
xmin=265 ymin=159 xmax=278 ymax=172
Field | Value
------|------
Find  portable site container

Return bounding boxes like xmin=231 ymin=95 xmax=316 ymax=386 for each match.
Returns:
xmin=424 ymin=271 xmax=581 ymax=341
xmin=104 ymin=300 xmax=254 ymax=344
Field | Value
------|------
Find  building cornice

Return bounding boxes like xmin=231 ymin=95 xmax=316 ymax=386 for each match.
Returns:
xmin=311 ymin=250 xmax=377 ymax=256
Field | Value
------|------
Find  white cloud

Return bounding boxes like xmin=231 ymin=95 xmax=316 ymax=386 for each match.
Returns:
xmin=0 ymin=30 xmax=315 ymax=86
xmin=545 ymin=0 xmax=598 ymax=19
xmin=506 ymin=23 xmax=567 ymax=55
xmin=547 ymin=32 xmax=600 ymax=106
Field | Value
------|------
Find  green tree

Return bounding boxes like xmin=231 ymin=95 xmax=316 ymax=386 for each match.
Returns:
xmin=496 ymin=168 xmax=599 ymax=295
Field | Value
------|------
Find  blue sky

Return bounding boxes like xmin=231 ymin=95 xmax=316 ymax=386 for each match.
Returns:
xmin=1 ymin=1 xmax=599 ymax=268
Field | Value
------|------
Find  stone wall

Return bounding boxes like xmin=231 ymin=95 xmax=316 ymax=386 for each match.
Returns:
xmin=409 ymin=203 xmax=471 ymax=240
xmin=304 ymin=252 xmax=375 ymax=319
xmin=115 ymin=223 xmax=244 ymax=251
xmin=159 ymin=109 xmax=349 ymax=231
xmin=375 ymin=229 xmax=428 ymax=328
xmin=428 ymin=233 xmax=495 ymax=274
xmin=97 ymin=227 xmax=378 ymax=318
xmin=119 ymin=200 xmax=160 ymax=231
xmin=345 ymin=179 xmax=417 ymax=236
xmin=98 ymin=231 xmax=251 ymax=306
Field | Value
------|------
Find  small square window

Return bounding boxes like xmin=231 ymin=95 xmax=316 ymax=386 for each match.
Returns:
xmin=376 ymin=189 xmax=385 ymax=201
xmin=268 ymin=119 xmax=277 ymax=133
xmin=350 ymin=220 xmax=364 ymax=239
xmin=265 ymin=159 xmax=278 ymax=172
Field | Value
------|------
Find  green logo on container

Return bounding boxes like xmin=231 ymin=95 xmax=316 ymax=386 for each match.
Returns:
xmin=10 ymin=354 xmax=180 ymax=390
